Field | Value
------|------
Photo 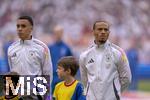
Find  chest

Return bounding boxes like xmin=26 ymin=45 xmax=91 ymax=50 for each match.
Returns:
xmin=56 ymin=83 xmax=77 ymax=100
xmin=85 ymin=49 xmax=116 ymax=75
xmin=9 ymin=45 xmax=41 ymax=64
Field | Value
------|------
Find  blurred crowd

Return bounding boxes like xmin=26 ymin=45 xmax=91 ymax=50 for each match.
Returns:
xmin=0 ymin=0 xmax=150 ymax=73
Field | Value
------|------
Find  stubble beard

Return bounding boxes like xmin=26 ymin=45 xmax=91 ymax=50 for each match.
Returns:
xmin=95 ymin=39 xmax=107 ymax=45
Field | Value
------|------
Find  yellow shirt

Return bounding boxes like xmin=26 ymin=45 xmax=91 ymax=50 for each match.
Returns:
xmin=0 ymin=96 xmax=19 ymax=100
xmin=53 ymin=80 xmax=78 ymax=100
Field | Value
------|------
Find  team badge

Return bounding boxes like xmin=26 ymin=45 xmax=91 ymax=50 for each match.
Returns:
xmin=29 ymin=51 xmax=36 ymax=58
xmin=105 ymin=53 xmax=111 ymax=63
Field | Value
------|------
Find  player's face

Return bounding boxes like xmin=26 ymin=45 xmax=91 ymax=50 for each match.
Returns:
xmin=17 ymin=19 xmax=32 ymax=40
xmin=56 ymin=66 xmax=67 ymax=80
xmin=93 ymin=22 xmax=110 ymax=45
xmin=53 ymin=27 xmax=63 ymax=42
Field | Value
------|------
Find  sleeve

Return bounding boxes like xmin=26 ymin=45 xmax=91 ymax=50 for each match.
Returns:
xmin=42 ymin=46 xmax=53 ymax=83
xmin=79 ymin=53 xmax=88 ymax=94
xmin=116 ymin=49 xmax=132 ymax=92
xmin=42 ymin=46 xmax=53 ymax=98
xmin=76 ymin=83 xmax=86 ymax=100
xmin=7 ymin=47 xmax=12 ymax=70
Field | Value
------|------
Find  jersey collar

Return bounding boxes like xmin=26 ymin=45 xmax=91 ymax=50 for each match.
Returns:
xmin=20 ymin=36 xmax=33 ymax=45
xmin=94 ymin=40 xmax=109 ymax=49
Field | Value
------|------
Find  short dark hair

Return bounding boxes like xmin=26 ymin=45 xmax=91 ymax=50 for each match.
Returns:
xmin=57 ymin=56 xmax=79 ymax=76
xmin=18 ymin=15 xmax=34 ymax=26
xmin=93 ymin=20 xmax=109 ymax=30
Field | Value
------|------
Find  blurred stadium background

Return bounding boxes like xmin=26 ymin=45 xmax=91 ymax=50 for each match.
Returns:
xmin=0 ymin=0 xmax=149 ymax=99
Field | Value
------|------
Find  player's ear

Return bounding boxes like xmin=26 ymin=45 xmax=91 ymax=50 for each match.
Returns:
xmin=29 ymin=26 xmax=33 ymax=34
xmin=67 ymin=68 xmax=71 ymax=74
xmin=30 ymin=25 xmax=33 ymax=30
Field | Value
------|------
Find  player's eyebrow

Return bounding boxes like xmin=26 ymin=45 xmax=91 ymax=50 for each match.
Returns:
xmin=17 ymin=24 xmax=26 ymax=28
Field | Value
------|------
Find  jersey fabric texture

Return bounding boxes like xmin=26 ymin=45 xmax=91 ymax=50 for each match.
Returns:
xmin=8 ymin=38 xmax=52 ymax=77
xmin=53 ymin=80 xmax=86 ymax=100
xmin=7 ymin=38 xmax=53 ymax=99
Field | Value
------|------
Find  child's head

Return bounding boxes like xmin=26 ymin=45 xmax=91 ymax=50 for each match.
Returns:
xmin=57 ymin=56 xmax=79 ymax=78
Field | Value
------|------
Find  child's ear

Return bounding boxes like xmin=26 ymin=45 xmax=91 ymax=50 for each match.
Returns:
xmin=67 ymin=69 xmax=71 ymax=74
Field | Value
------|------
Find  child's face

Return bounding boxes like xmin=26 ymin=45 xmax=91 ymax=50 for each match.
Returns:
xmin=56 ymin=66 xmax=69 ymax=80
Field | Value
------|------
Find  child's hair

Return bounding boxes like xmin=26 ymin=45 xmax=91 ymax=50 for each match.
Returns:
xmin=57 ymin=56 xmax=79 ymax=76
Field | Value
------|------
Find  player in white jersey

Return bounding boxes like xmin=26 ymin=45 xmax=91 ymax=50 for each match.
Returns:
xmin=7 ymin=16 xmax=53 ymax=100
xmin=79 ymin=21 xmax=131 ymax=100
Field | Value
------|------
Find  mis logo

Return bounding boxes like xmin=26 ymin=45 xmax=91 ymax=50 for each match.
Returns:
xmin=1 ymin=75 xmax=50 ymax=96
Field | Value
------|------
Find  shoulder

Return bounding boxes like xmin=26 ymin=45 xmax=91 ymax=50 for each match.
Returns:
xmin=55 ymin=81 xmax=64 ymax=88
xmin=33 ymin=38 xmax=48 ymax=48
xmin=62 ymin=42 xmax=71 ymax=48
xmin=110 ymin=43 xmax=128 ymax=63
xmin=59 ymin=41 xmax=71 ymax=50
xmin=111 ymin=43 xmax=126 ymax=56
xmin=54 ymin=81 xmax=64 ymax=93
xmin=80 ymin=45 xmax=95 ymax=60
xmin=76 ymin=81 xmax=84 ymax=88
xmin=33 ymin=38 xmax=49 ymax=52
xmin=8 ymin=40 xmax=20 ymax=53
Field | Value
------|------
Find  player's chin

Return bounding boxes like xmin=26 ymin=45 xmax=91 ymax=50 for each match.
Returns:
xmin=19 ymin=36 xmax=26 ymax=40
xmin=18 ymin=34 xmax=24 ymax=38
xmin=99 ymin=39 xmax=107 ymax=44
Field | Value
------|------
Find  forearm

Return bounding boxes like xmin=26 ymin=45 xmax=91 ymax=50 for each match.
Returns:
xmin=118 ymin=58 xmax=132 ymax=92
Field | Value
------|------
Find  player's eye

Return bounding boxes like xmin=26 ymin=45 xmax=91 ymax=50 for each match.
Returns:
xmin=17 ymin=24 xmax=20 ymax=28
xmin=104 ymin=28 xmax=108 ymax=31
xmin=21 ymin=24 xmax=26 ymax=28
xmin=98 ymin=28 xmax=102 ymax=31
xmin=17 ymin=24 xmax=26 ymax=28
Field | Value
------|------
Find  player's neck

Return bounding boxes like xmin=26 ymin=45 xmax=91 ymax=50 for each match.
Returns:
xmin=94 ymin=40 xmax=107 ymax=47
xmin=64 ymin=76 xmax=76 ymax=86
xmin=21 ymin=35 xmax=32 ymax=41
